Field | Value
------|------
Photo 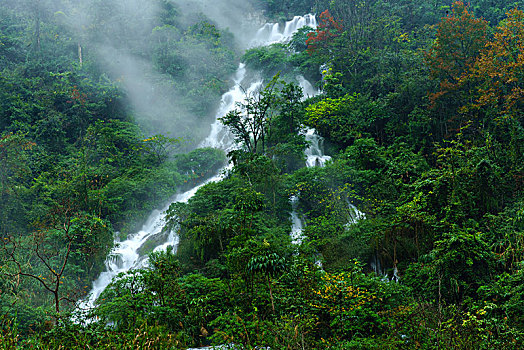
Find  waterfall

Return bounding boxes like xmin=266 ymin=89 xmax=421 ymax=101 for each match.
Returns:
xmin=288 ymin=128 xmax=332 ymax=245
xmin=77 ymin=173 xmax=226 ymax=311
xmin=303 ymin=127 xmax=332 ymax=167
xmin=289 ymin=98 xmax=366 ymax=245
xmin=79 ymin=14 xmax=319 ymax=313
xmin=297 ymin=75 xmax=319 ymax=98
xmin=251 ymin=14 xmax=317 ymax=47
xmin=200 ymin=63 xmax=247 ymax=150
xmin=287 ymin=76 xmax=330 ymax=245
xmin=346 ymin=201 xmax=366 ymax=225
xmin=290 ymin=195 xmax=304 ymax=245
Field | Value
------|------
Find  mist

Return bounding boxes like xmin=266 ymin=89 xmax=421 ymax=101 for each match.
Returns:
xmin=50 ymin=0 xmax=264 ymax=147
xmin=175 ymin=0 xmax=263 ymax=46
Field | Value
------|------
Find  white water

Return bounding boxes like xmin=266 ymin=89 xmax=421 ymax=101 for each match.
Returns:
xmin=287 ymin=76 xmax=330 ymax=245
xmin=297 ymin=75 xmax=319 ymax=98
xmin=289 ymin=112 xmax=366 ymax=245
xmin=288 ymin=128 xmax=332 ymax=245
xmin=79 ymin=14 xmax=320 ymax=313
xmin=77 ymin=172 xmax=228 ymax=311
xmin=290 ymin=195 xmax=304 ymax=245
xmin=251 ymin=14 xmax=317 ymax=47
xmin=346 ymin=201 xmax=366 ymax=225
xmin=303 ymin=127 xmax=332 ymax=167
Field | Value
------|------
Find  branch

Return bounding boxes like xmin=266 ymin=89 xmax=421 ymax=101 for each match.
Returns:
xmin=58 ymin=240 xmax=73 ymax=277
xmin=1 ymin=239 xmax=55 ymax=294
xmin=34 ymin=240 xmax=59 ymax=279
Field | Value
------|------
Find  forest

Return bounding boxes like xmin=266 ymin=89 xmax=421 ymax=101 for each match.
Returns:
xmin=0 ymin=0 xmax=523 ymax=349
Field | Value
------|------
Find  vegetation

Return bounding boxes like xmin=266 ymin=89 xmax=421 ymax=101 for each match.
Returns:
xmin=0 ymin=0 xmax=229 ymax=338
xmin=1 ymin=0 xmax=523 ymax=349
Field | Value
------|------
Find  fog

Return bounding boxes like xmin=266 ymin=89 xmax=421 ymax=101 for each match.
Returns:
xmin=175 ymin=0 xmax=263 ymax=45
xmin=51 ymin=0 xmax=264 ymax=147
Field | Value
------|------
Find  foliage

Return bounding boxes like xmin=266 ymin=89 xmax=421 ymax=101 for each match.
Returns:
xmin=2 ymin=0 xmax=524 ymax=348
xmin=306 ymin=10 xmax=343 ymax=55
xmin=424 ymin=1 xmax=489 ymax=136
xmin=305 ymin=92 xmax=383 ymax=146
xmin=470 ymin=8 xmax=524 ymax=119
xmin=219 ymin=74 xmax=282 ymax=154
xmin=243 ymin=43 xmax=291 ymax=76
xmin=425 ymin=1 xmax=489 ymax=104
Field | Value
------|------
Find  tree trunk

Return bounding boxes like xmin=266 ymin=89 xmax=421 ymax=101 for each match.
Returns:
xmin=267 ymin=275 xmax=275 ymax=313
xmin=54 ymin=291 xmax=60 ymax=313
xmin=78 ymin=43 xmax=83 ymax=66
xmin=34 ymin=9 xmax=41 ymax=52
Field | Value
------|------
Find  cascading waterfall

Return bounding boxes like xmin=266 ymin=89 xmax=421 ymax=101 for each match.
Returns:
xmin=346 ymin=200 xmax=366 ymax=225
xmin=297 ymin=75 xmax=319 ymax=98
xmin=251 ymin=14 xmax=317 ymax=47
xmin=287 ymin=75 xmax=332 ymax=244
xmin=290 ymin=195 xmax=304 ymax=245
xmin=289 ymin=161 xmax=366 ymax=246
xmin=79 ymin=14 xmax=320 ymax=313
xmin=288 ymin=127 xmax=332 ymax=245
xmin=286 ymin=73 xmax=324 ymax=245
xmin=303 ymin=127 xmax=332 ymax=167
xmin=77 ymin=173 xmax=227 ymax=311
xmin=289 ymin=88 xmax=365 ymax=244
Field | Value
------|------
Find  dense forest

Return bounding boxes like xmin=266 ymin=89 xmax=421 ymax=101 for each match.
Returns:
xmin=0 ymin=0 xmax=523 ymax=348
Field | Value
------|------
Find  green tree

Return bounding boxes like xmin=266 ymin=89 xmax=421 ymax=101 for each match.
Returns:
xmin=220 ymin=75 xmax=281 ymax=154
xmin=246 ymin=244 xmax=286 ymax=313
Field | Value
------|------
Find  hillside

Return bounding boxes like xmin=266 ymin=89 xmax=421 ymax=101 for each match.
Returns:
xmin=1 ymin=0 xmax=523 ymax=349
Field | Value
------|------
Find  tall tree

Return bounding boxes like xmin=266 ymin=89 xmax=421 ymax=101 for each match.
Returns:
xmin=425 ymin=1 xmax=489 ymax=135
xmin=471 ymin=8 xmax=524 ymax=119
xmin=306 ymin=10 xmax=342 ymax=56
xmin=219 ymin=75 xmax=281 ymax=154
